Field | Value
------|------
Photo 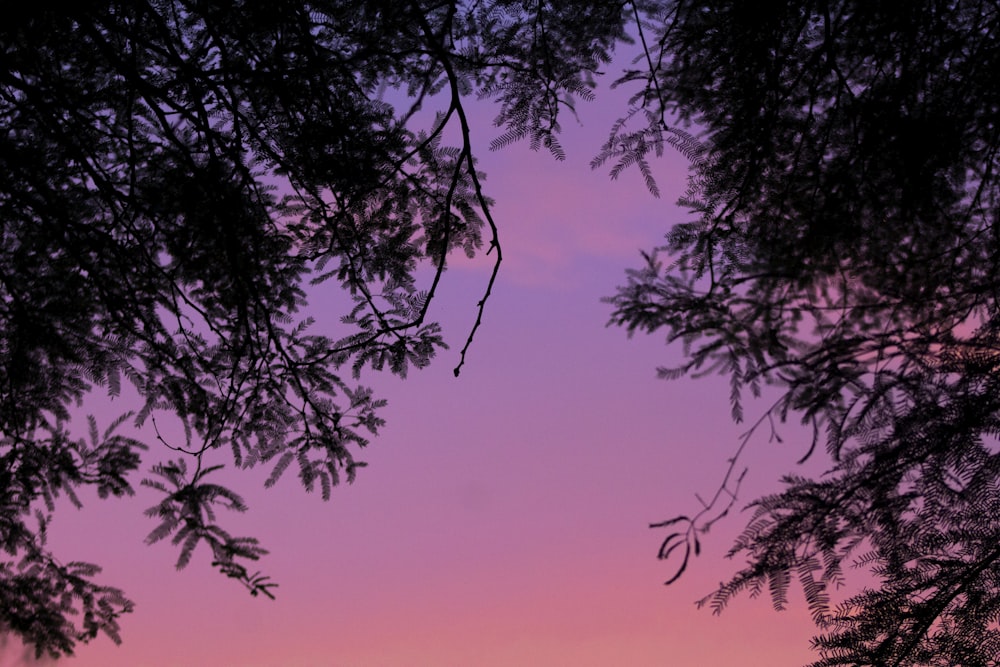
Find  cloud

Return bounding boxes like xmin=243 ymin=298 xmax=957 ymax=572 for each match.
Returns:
xmin=449 ymin=141 xmax=691 ymax=288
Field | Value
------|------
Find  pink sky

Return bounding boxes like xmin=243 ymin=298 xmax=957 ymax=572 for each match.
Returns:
xmin=3 ymin=76 xmax=835 ymax=667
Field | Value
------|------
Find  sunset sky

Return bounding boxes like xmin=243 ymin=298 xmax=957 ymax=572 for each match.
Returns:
xmin=5 ymin=67 xmax=837 ymax=667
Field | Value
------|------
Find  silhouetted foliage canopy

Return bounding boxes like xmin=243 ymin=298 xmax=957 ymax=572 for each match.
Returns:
xmin=0 ymin=0 xmax=626 ymax=656
xmin=5 ymin=0 xmax=1000 ymax=664
xmin=606 ymin=1 xmax=1000 ymax=665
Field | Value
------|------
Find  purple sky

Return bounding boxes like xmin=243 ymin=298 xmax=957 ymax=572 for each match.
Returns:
xmin=2 ymin=69 xmax=836 ymax=667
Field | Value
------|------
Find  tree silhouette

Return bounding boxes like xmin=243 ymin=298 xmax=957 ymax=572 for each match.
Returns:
xmin=0 ymin=0 xmax=627 ymax=657
xmin=7 ymin=0 xmax=998 ymax=663
xmin=605 ymin=1 xmax=1000 ymax=664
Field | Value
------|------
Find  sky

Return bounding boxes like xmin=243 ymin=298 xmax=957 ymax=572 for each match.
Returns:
xmin=4 ymin=65 xmax=838 ymax=667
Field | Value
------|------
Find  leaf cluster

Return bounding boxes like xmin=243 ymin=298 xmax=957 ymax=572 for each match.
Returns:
xmin=1 ymin=0 xmax=632 ymax=656
xmin=606 ymin=1 xmax=1000 ymax=664
xmin=0 ymin=416 xmax=142 ymax=658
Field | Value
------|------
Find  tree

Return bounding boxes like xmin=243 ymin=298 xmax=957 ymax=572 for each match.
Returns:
xmin=604 ymin=1 xmax=1000 ymax=664
xmin=6 ymin=0 xmax=997 ymax=663
xmin=0 ymin=0 xmax=628 ymax=657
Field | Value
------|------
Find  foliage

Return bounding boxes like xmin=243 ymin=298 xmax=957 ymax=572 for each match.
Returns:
xmin=606 ymin=0 xmax=1000 ymax=664
xmin=0 ymin=0 xmax=628 ymax=657
xmin=8 ymin=0 xmax=992 ymax=662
